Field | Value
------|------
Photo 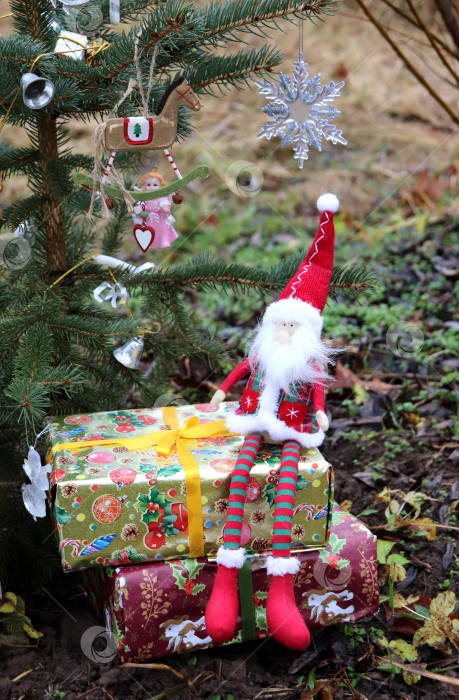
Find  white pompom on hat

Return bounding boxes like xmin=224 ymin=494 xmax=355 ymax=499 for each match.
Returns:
xmin=317 ymin=192 xmax=340 ymax=213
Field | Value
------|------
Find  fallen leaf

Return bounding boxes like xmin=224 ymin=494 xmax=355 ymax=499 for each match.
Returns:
xmin=400 ymin=168 xmax=449 ymax=210
xmin=22 ymin=623 xmax=43 ymax=640
xmin=330 ymin=361 xmax=397 ymax=395
xmin=389 ymin=639 xmax=418 ymax=662
xmin=377 ymin=540 xmax=395 ymax=564
xmin=413 ymin=591 xmax=459 ymax=655
xmin=393 ymin=593 xmax=420 ymax=610
xmin=389 ymin=561 xmax=407 ymax=583
xmin=403 ymin=412 xmax=424 ymax=427
xmin=389 ymin=639 xmax=421 ymax=684
xmin=377 ymin=657 xmax=459 ymax=687
xmin=408 ymin=517 xmax=437 ymax=541
xmin=340 ymin=500 xmax=352 ymax=512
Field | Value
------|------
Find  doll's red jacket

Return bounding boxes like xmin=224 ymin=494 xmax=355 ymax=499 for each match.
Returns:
xmin=220 ymin=359 xmax=326 ymax=448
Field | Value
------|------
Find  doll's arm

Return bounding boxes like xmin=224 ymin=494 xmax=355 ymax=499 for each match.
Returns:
xmin=210 ymin=358 xmax=251 ymax=406
xmin=312 ymin=362 xmax=328 ymax=431
xmin=160 ymin=196 xmax=171 ymax=213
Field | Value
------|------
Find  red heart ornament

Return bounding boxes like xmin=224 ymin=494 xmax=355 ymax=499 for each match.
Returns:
xmin=133 ymin=223 xmax=155 ymax=252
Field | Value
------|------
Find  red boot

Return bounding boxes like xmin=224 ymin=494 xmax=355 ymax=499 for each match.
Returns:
xmin=205 ymin=547 xmax=245 ymax=644
xmin=266 ymin=556 xmax=310 ymax=650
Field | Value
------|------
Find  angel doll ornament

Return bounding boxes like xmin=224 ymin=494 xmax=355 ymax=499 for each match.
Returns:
xmin=132 ymin=170 xmax=178 ymax=252
xmin=205 ymin=193 xmax=340 ymax=651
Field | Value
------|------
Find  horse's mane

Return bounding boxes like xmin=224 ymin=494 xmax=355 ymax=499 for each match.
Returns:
xmin=155 ymin=76 xmax=186 ymax=115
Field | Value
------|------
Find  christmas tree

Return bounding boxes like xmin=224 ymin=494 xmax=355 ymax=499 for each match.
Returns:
xmin=0 ymin=0 xmax=374 ymax=588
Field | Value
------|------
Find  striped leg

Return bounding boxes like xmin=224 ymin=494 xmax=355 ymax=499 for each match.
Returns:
xmin=272 ymin=439 xmax=301 ymax=556
xmin=206 ymin=433 xmax=263 ymax=644
xmin=266 ymin=439 xmax=310 ymax=650
xmin=223 ymin=433 xmax=263 ymax=549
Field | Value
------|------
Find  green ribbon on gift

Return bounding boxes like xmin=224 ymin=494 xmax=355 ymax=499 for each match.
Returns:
xmin=238 ymin=559 xmax=256 ymax=642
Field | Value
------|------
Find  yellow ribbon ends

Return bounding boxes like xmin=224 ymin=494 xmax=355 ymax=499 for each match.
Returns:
xmin=47 ymin=406 xmax=232 ymax=558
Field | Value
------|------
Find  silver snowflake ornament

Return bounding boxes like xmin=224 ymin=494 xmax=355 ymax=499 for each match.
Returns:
xmin=254 ymin=53 xmax=347 ymax=168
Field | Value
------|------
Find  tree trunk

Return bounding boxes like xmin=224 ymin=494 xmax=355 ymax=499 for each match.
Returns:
xmin=36 ymin=114 xmax=67 ymax=273
xmin=434 ymin=0 xmax=459 ymax=53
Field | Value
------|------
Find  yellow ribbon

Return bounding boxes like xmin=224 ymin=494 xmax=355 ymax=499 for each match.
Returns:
xmin=47 ymin=406 xmax=232 ymax=558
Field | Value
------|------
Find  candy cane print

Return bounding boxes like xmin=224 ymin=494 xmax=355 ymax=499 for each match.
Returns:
xmin=59 ymin=539 xmax=81 ymax=557
xmin=292 ymin=503 xmax=314 ymax=520
xmin=163 ymin=149 xmax=183 ymax=180
xmin=102 ymin=150 xmax=117 ymax=184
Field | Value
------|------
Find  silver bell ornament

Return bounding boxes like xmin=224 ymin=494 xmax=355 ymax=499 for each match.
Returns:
xmin=21 ymin=73 xmax=55 ymax=110
xmin=113 ymin=336 xmax=144 ymax=369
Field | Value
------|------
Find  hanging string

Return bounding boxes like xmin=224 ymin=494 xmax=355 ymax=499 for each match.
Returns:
xmin=86 ymin=40 xmax=110 ymax=63
xmin=106 ymin=266 xmax=161 ymax=337
xmin=88 ymin=37 xmax=159 ymax=218
xmin=134 ymin=29 xmax=148 ymax=117
xmin=145 ymin=44 xmax=158 ymax=117
xmin=14 ymin=254 xmax=161 ymax=337
xmin=298 ymin=6 xmax=305 ymax=58
xmin=0 ymin=52 xmax=48 ymax=135
xmin=0 ymin=45 xmax=112 ymax=136
xmin=88 ymin=77 xmax=137 ymax=218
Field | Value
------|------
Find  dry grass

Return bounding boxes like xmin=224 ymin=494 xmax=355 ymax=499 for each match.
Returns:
xmin=1 ymin=0 xmax=458 ymax=218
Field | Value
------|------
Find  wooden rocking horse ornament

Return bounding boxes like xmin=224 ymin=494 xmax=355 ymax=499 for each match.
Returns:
xmin=72 ymin=76 xmax=209 ymax=206
xmin=102 ymin=76 xmax=201 ymax=152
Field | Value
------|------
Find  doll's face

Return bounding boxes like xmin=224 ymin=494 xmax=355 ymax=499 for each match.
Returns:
xmin=275 ymin=321 xmax=299 ymax=344
xmin=142 ymin=176 xmax=162 ymax=191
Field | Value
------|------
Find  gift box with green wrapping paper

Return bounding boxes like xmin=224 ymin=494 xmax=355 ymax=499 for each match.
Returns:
xmin=47 ymin=402 xmax=333 ymax=571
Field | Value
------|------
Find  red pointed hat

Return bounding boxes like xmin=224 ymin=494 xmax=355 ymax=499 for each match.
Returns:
xmin=263 ymin=193 xmax=339 ymax=336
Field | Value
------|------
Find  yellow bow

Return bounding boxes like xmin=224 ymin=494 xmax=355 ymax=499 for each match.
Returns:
xmin=47 ymin=406 xmax=232 ymax=558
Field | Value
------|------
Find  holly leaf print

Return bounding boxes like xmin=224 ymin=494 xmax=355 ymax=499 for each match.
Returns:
xmin=296 ymin=474 xmax=311 ymax=491
xmin=169 ymin=563 xmax=187 ymax=591
xmin=139 ymin=464 xmax=154 ymax=474
xmin=156 ymin=465 xmax=182 ymax=477
xmin=335 ymin=558 xmax=351 ymax=570
xmin=55 ymin=505 xmax=75 ymax=524
xmin=149 ymin=487 xmax=168 ymax=509
xmin=263 ymin=481 xmax=277 ymax=508
xmin=141 ymin=511 xmax=160 ymax=526
xmin=328 ymin=533 xmax=347 ymax=554
xmin=136 ymin=494 xmax=150 ymax=510
xmin=191 ymin=584 xmax=206 ymax=596
xmin=181 ymin=559 xmax=206 ymax=579
xmin=319 ymin=549 xmax=330 ymax=565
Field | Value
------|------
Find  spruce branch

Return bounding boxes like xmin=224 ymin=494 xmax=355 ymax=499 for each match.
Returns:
xmin=185 ymin=45 xmax=283 ymax=93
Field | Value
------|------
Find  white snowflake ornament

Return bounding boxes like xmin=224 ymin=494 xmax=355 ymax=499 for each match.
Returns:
xmin=254 ymin=53 xmax=347 ymax=168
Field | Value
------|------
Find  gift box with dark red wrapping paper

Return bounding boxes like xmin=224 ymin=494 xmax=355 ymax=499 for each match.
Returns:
xmin=82 ymin=505 xmax=379 ymax=661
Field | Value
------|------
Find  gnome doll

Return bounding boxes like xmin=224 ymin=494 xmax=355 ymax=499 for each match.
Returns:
xmin=205 ymin=193 xmax=340 ymax=651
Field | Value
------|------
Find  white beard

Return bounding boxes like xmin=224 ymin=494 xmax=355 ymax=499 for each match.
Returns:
xmin=247 ymin=320 xmax=333 ymax=395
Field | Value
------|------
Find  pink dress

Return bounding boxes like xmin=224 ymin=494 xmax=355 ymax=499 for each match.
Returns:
xmin=133 ymin=195 xmax=178 ymax=249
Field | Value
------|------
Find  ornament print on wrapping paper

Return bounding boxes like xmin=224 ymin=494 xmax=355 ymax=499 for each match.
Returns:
xmin=254 ymin=52 xmax=347 ymax=168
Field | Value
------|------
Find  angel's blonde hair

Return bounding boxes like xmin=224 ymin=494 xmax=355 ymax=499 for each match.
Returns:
xmin=140 ymin=169 xmax=166 ymax=188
